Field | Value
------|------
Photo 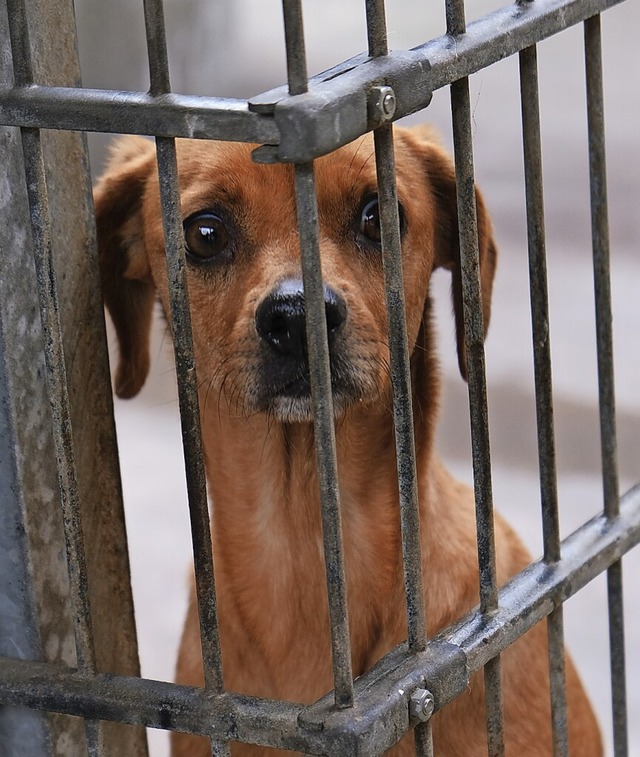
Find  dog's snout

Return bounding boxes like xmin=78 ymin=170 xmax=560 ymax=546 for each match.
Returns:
xmin=255 ymin=278 xmax=347 ymax=358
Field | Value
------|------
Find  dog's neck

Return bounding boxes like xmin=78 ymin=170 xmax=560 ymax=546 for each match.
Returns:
xmin=202 ymin=395 xmax=435 ymax=535
xmin=200 ymin=376 xmax=437 ymax=678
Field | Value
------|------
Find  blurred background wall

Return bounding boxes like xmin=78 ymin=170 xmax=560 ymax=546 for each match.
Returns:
xmin=72 ymin=1 xmax=639 ymax=754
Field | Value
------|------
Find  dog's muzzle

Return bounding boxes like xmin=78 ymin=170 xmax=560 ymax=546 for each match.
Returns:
xmin=256 ymin=278 xmax=346 ymax=358
xmin=255 ymin=278 xmax=348 ymax=403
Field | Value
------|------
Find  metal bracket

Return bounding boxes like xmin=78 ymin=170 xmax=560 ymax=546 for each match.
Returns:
xmin=296 ymin=640 xmax=467 ymax=755
xmin=249 ymin=50 xmax=432 ymax=164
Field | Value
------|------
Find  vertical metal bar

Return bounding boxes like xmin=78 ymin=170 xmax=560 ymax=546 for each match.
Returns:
xmin=450 ymin=79 xmax=504 ymax=751
xmin=519 ymin=44 xmax=569 ymax=756
xmin=364 ymin=4 xmax=430 ymax=749
xmin=606 ymin=561 xmax=627 ymax=757
xmin=518 ymin=45 xmax=562 ymax=566
xmin=364 ymin=0 xmax=388 ymax=57
xmin=365 ymin=0 xmax=426 ymax=661
xmin=294 ymin=163 xmax=355 ymax=708
xmin=446 ymin=2 xmax=504 ymax=753
xmin=282 ymin=0 xmax=355 ymax=709
xmin=584 ymin=15 xmax=619 ymax=520
xmin=446 ymin=12 xmax=499 ymax=626
xmin=584 ymin=14 xmax=628 ymax=756
xmin=414 ymin=721 xmax=434 ymax=757
xmin=6 ymin=0 xmax=101 ymax=752
xmin=449 ymin=85 xmax=500 ymax=616
xmin=141 ymin=3 xmax=228 ymax=754
xmin=372 ymin=129 xmax=427 ymax=653
xmin=142 ymin=0 xmax=171 ymax=95
xmin=373 ymin=117 xmax=433 ymax=757
xmin=445 ymin=0 xmax=467 ymax=36
xmin=282 ymin=0 xmax=308 ymax=96
xmin=153 ymin=138 xmax=225 ymax=698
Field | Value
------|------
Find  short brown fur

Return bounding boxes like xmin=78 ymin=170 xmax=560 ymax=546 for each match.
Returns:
xmin=95 ymin=128 xmax=602 ymax=756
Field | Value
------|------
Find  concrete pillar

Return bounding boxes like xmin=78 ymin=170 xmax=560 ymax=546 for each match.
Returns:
xmin=0 ymin=0 xmax=148 ymax=753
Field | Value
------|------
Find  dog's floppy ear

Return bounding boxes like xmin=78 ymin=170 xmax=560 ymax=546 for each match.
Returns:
xmin=412 ymin=126 xmax=497 ymax=380
xmin=94 ymin=136 xmax=157 ymax=399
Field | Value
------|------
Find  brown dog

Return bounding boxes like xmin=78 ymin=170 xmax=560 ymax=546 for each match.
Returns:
xmin=95 ymin=128 xmax=602 ymax=756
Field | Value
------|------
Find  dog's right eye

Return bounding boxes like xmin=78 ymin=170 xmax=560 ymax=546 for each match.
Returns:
xmin=359 ymin=197 xmax=382 ymax=244
xmin=183 ymin=212 xmax=230 ymax=263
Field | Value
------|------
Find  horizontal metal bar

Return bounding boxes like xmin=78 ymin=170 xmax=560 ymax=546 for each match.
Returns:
xmin=0 ymin=0 xmax=626 ymax=163
xmin=0 ymin=661 xmax=305 ymax=750
xmin=423 ymin=0 xmax=625 ymax=91
xmin=0 ymin=641 xmax=466 ymax=757
xmin=251 ymin=0 xmax=624 ymax=162
xmin=444 ymin=483 xmax=640 ymax=672
xmin=0 ymin=85 xmax=279 ymax=142
xmin=2 ymin=483 xmax=638 ymax=754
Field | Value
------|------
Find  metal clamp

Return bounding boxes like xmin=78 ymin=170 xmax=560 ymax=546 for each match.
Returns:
xmin=250 ymin=50 xmax=431 ymax=164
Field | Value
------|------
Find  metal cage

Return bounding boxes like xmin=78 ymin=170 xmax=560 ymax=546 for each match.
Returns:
xmin=0 ymin=0 xmax=638 ymax=755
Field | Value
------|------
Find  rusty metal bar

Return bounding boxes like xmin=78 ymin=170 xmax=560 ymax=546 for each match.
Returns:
xmin=446 ymin=12 xmax=499 ymax=626
xmin=140 ymin=5 xmax=228 ymax=757
xmin=372 ymin=126 xmax=431 ymax=755
xmin=18 ymin=126 xmax=103 ymax=756
xmin=0 ymin=85 xmax=279 ymax=141
xmin=293 ymin=161 xmax=355 ymax=710
xmin=142 ymin=0 xmax=171 ymax=96
xmin=282 ymin=0 xmax=308 ymax=96
xmin=449 ymin=68 xmax=505 ymax=757
xmin=365 ymin=0 xmax=388 ymax=57
xmin=283 ymin=0 xmax=355 ymax=709
xmin=584 ymin=14 xmax=628 ymax=756
xmin=152 ymin=136 xmax=225 ymax=693
xmin=446 ymin=0 xmax=504 ymax=751
xmin=364 ymin=2 xmax=430 ymax=753
xmin=0 ymin=1 xmax=626 ymax=162
xmin=518 ymin=44 xmax=562 ymax=566
xmin=518 ymin=43 xmax=569 ymax=755
xmin=365 ymin=0 xmax=426 ymax=662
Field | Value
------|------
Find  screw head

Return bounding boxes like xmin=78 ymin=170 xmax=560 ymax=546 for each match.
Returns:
xmin=409 ymin=688 xmax=435 ymax=722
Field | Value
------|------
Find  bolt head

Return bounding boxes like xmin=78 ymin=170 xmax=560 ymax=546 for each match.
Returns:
xmin=382 ymin=92 xmax=396 ymax=116
xmin=369 ymin=85 xmax=397 ymax=122
xmin=409 ymin=688 xmax=435 ymax=722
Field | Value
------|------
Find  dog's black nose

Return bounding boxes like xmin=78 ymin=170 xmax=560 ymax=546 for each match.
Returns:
xmin=255 ymin=278 xmax=347 ymax=358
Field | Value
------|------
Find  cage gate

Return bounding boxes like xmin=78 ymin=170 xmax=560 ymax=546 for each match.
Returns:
xmin=0 ymin=0 xmax=638 ymax=755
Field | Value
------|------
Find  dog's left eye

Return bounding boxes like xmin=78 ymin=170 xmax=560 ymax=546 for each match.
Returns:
xmin=183 ymin=212 xmax=230 ymax=262
xmin=358 ymin=196 xmax=405 ymax=247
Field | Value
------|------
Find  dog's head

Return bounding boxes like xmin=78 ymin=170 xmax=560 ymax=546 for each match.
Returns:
xmin=95 ymin=128 xmax=496 ymax=423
